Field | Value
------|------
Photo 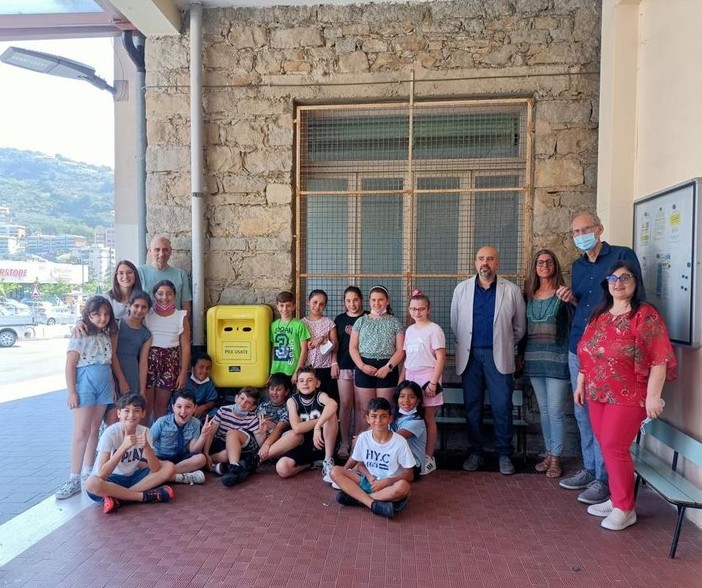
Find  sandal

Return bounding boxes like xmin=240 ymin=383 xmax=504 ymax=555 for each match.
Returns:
xmin=546 ymin=456 xmax=562 ymax=478
xmin=535 ymin=452 xmax=551 ymax=473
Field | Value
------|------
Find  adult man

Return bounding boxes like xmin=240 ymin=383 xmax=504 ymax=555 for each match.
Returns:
xmin=450 ymin=246 xmax=526 ymax=475
xmin=556 ymin=211 xmax=644 ymax=505
xmin=138 ymin=236 xmax=192 ymax=317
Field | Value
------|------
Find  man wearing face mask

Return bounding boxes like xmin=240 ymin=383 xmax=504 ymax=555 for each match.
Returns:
xmin=451 ymin=246 xmax=526 ymax=475
xmin=555 ymin=211 xmax=644 ymax=505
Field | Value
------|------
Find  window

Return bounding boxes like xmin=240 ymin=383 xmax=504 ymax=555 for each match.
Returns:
xmin=296 ymin=99 xmax=533 ymax=358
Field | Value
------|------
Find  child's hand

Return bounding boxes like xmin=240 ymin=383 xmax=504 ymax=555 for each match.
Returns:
xmin=67 ymin=391 xmax=79 ymax=409
xmin=118 ymin=379 xmax=130 ymax=395
xmin=370 ymin=478 xmax=392 ymax=493
xmin=120 ymin=433 xmax=138 ymax=452
xmin=136 ymin=430 xmax=149 ymax=447
xmin=312 ymin=426 xmax=324 ymax=450
xmin=175 ymin=371 xmax=187 ymax=390
xmin=308 ymin=337 xmax=319 ymax=349
xmin=258 ymin=413 xmax=275 ymax=433
xmin=258 ymin=442 xmax=270 ymax=460
xmin=201 ymin=415 xmax=214 ymax=437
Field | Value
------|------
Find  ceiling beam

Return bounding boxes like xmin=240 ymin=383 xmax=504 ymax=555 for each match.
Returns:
xmin=107 ymin=0 xmax=182 ymax=36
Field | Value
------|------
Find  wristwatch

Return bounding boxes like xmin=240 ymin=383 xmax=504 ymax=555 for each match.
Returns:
xmin=387 ymin=363 xmax=394 ymax=370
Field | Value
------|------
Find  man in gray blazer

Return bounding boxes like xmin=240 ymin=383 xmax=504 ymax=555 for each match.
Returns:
xmin=450 ymin=246 xmax=526 ymax=475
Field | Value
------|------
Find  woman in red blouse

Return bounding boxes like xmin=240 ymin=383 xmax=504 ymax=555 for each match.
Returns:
xmin=575 ymin=260 xmax=676 ymax=531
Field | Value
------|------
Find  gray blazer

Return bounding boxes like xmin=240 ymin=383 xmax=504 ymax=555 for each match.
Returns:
xmin=450 ymin=275 xmax=526 ymax=376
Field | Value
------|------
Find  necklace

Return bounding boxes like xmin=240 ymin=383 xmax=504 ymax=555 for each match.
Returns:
xmin=528 ymin=295 xmax=558 ymax=323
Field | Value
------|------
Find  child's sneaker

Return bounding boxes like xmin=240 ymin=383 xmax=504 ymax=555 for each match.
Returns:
xmin=103 ymin=496 xmax=121 ymax=514
xmin=222 ymin=464 xmax=249 ymax=487
xmin=55 ymin=477 xmax=81 ymax=500
xmin=421 ymin=456 xmax=437 ymax=476
xmin=370 ymin=500 xmax=395 ymax=519
xmin=336 ymin=491 xmax=362 ymax=507
xmin=211 ymin=463 xmax=229 ymax=476
xmin=176 ymin=471 xmax=206 ymax=485
xmin=142 ymin=485 xmax=174 ymax=504
xmin=322 ymin=458 xmax=334 ymax=483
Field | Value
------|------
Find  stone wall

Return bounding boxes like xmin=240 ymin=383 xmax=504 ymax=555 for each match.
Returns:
xmin=144 ymin=0 xmax=601 ymax=306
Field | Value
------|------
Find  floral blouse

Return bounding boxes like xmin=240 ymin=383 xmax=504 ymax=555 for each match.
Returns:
xmin=577 ymin=303 xmax=677 ymax=407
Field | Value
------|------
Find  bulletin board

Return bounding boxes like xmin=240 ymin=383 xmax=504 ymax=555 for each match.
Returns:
xmin=633 ymin=178 xmax=702 ymax=347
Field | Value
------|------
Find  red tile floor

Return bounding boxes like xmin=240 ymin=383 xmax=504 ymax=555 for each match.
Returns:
xmin=1 ymin=463 xmax=701 ymax=587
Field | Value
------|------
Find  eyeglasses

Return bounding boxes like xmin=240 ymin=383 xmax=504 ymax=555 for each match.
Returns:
xmin=409 ymin=307 xmax=428 ymax=312
xmin=606 ymin=274 xmax=634 ymax=284
xmin=572 ymin=224 xmax=598 ymax=236
xmin=536 ymin=259 xmax=554 ymax=267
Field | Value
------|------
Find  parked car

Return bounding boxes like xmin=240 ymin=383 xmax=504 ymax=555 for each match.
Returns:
xmin=38 ymin=305 xmax=76 ymax=326
xmin=0 ymin=307 xmax=36 ymax=347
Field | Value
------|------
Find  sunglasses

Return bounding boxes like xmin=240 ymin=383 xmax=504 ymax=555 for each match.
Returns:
xmin=606 ymin=274 xmax=634 ymax=284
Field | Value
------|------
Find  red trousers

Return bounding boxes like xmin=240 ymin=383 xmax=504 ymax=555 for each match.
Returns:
xmin=588 ymin=401 xmax=645 ymax=511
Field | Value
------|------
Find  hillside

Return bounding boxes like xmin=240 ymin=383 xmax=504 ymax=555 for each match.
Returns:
xmin=0 ymin=147 xmax=114 ymax=237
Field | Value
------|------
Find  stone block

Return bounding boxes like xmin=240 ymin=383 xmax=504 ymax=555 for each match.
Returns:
xmin=240 ymin=254 xmax=292 ymax=285
xmin=556 ymin=128 xmax=598 ymax=155
xmin=538 ymin=100 xmax=592 ymax=124
xmin=244 ymin=149 xmax=293 ymax=174
xmin=209 ymin=237 xmax=247 ymax=251
xmin=267 ymin=121 xmax=293 ymax=147
xmin=206 ymin=146 xmax=243 ymax=174
xmin=528 ymin=41 xmax=579 ymax=65
xmin=270 ymin=26 xmax=323 ymax=49
xmin=221 ymin=175 xmax=267 ymax=194
xmin=227 ymin=25 xmax=266 ymax=49
xmin=338 ymin=51 xmax=370 ymax=73
xmin=146 ymin=91 xmax=190 ymax=118
xmin=266 ymin=184 xmax=292 ymax=205
xmin=147 ymin=146 xmax=190 ymax=173
xmin=480 ymin=44 xmax=517 ymax=66
xmin=535 ymin=158 xmax=584 ymax=187
xmin=224 ymin=121 xmax=265 ymax=147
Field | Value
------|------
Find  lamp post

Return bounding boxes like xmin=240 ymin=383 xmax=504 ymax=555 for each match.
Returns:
xmin=0 ymin=46 xmax=118 ymax=95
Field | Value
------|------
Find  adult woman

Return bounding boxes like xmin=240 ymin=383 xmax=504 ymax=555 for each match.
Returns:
xmin=349 ymin=286 xmax=405 ymax=413
xmin=523 ymin=249 xmax=571 ymax=478
xmin=108 ymin=260 xmax=144 ymax=319
xmin=576 ymin=261 xmax=676 ymax=531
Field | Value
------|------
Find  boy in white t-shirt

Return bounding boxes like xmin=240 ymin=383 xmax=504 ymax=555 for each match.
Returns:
xmin=329 ymin=397 xmax=414 ymax=519
xmin=84 ymin=393 xmax=176 ymax=514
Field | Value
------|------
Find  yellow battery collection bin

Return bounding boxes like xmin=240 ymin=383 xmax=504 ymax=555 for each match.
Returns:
xmin=206 ymin=305 xmax=273 ymax=388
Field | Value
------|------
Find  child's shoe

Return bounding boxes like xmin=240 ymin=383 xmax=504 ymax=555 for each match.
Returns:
xmin=322 ymin=458 xmax=334 ymax=483
xmin=222 ymin=464 xmax=247 ymax=487
xmin=370 ymin=500 xmax=395 ymax=519
xmin=103 ymin=496 xmax=121 ymax=514
xmin=142 ymin=485 xmax=174 ymax=504
xmin=336 ymin=491 xmax=362 ymax=507
xmin=421 ymin=456 xmax=437 ymax=476
xmin=211 ymin=463 xmax=229 ymax=476
xmin=55 ymin=477 xmax=82 ymax=500
xmin=176 ymin=471 xmax=206 ymax=485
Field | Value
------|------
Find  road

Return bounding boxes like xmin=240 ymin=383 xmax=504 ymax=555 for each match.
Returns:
xmin=0 ymin=335 xmax=73 ymax=525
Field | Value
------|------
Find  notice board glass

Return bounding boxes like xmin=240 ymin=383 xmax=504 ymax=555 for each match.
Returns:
xmin=633 ymin=178 xmax=702 ymax=347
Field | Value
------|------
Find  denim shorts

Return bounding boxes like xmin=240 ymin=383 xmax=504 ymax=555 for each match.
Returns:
xmin=86 ymin=468 xmax=150 ymax=503
xmin=75 ymin=364 xmax=115 ymax=407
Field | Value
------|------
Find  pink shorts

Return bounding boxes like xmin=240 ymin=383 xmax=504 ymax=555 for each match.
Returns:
xmin=338 ymin=369 xmax=355 ymax=381
xmin=405 ymin=367 xmax=444 ymax=407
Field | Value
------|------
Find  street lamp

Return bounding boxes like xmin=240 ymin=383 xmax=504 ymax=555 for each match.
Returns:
xmin=0 ymin=46 xmax=117 ymax=95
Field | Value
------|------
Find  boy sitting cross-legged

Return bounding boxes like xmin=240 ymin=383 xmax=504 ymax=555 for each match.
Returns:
xmin=330 ymin=397 xmax=414 ymax=519
xmin=204 ymin=386 xmax=264 ymax=487
xmin=151 ymin=390 xmax=214 ymax=485
xmin=84 ymin=393 xmax=176 ymax=514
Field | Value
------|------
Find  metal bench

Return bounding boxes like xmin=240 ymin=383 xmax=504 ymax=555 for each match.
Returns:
xmin=631 ymin=418 xmax=702 ymax=558
xmin=436 ymin=385 xmax=528 ymax=462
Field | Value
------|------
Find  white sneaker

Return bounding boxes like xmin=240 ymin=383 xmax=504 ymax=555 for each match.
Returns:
xmin=421 ymin=456 xmax=437 ymax=476
xmin=587 ymin=499 xmax=613 ymax=517
xmin=322 ymin=458 xmax=334 ymax=483
xmin=601 ymin=508 xmax=637 ymax=531
xmin=178 ymin=471 xmax=206 ymax=485
xmin=56 ymin=477 xmax=82 ymax=500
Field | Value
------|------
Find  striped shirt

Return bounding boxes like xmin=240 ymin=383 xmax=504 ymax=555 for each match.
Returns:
xmin=213 ymin=404 xmax=259 ymax=442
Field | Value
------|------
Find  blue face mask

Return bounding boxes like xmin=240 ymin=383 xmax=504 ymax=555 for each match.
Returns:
xmin=574 ymin=232 xmax=597 ymax=252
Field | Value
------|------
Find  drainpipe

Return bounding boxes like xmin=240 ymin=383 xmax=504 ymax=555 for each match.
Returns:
xmin=121 ymin=31 xmax=147 ymax=265
xmin=190 ymin=3 xmax=206 ymax=348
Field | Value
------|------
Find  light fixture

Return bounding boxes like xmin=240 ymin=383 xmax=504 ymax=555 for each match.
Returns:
xmin=0 ymin=46 xmax=116 ymax=95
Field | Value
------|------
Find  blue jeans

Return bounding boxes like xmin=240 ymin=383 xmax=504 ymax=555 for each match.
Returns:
xmin=568 ymin=351 xmax=607 ymax=483
xmin=461 ymin=348 xmax=514 ymax=457
xmin=530 ymin=376 xmax=570 ymax=457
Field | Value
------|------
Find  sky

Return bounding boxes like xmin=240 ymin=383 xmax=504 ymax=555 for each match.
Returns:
xmin=0 ymin=37 xmax=115 ymax=168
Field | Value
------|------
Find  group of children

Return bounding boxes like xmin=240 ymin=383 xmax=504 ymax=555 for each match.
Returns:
xmin=57 ymin=285 xmax=447 ymax=520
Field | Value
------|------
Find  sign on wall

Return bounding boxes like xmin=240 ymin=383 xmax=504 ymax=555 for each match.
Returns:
xmin=633 ymin=178 xmax=702 ymax=347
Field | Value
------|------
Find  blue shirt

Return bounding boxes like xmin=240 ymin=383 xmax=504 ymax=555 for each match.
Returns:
xmin=150 ymin=413 xmax=202 ymax=458
xmin=569 ymin=241 xmax=644 ymax=352
xmin=472 ymin=278 xmax=497 ymax=348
